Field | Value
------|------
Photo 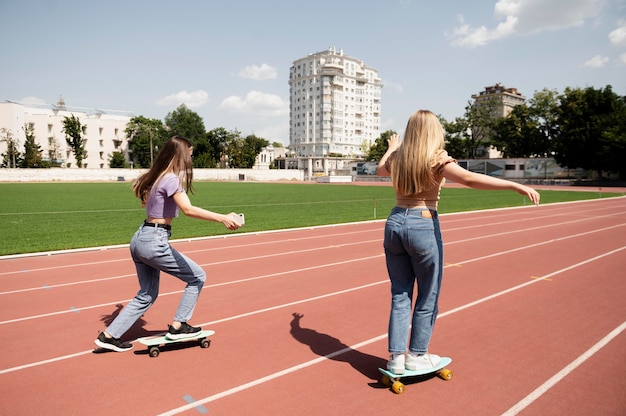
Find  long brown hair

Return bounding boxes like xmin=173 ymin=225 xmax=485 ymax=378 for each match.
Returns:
xmin=391 ymin=110 xmax=445 ymax=196
xmin=132 ymin=135 xmax=194 ymax=202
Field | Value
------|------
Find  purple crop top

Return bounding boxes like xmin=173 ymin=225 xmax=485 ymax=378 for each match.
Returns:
xmin=145 ymin=173 xmax=184 ymax=218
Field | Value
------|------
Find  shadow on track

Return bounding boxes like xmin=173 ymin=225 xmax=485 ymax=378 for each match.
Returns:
xmin=289 ymin=312 xmax=387 ymax=387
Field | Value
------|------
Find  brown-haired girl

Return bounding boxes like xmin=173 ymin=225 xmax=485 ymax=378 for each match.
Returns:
xmin=95 ymin=135 xmax=241 ymax=352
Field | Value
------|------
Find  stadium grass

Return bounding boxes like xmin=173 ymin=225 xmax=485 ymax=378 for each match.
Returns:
xmin=0 ymin=181 xmax=620 ymax=256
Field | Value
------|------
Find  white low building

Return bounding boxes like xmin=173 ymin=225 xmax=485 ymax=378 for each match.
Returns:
xmin=0 ymin=99 xmax=132 ymax=168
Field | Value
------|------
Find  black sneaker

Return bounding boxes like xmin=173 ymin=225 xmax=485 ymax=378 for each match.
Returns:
xmin=166 ymin=322 xmax=202 ymax=340
xmin=94 ymin=332 xmax=133 ymax=352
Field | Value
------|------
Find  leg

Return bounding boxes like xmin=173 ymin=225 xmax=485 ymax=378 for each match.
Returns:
xmin=161 ymin=246 xmax=206 ymax=324
xmin=147 ymin=245 xmax=206 ymax=339
xmin=106 ymin=258 xmax=161 ymax=339
xmin=384 ymin=210 xmax=415 ymax=354
xmin=408 ymin=215 xmax=443 ymax=354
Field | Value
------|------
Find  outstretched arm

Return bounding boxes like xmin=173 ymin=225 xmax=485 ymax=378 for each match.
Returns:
xmin=443 ymin=162 xmax=540 ymax=206
xmin=173 ymin=192 xmax=242 ymax=230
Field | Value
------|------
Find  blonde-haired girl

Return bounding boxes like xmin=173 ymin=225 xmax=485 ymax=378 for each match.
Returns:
xmin=377 ymin=110 xmax=540 ymax=374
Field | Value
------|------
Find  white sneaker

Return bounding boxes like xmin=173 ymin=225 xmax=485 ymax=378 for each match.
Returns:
xmin=387 ymin=353 xmax=405 ymax=374
xmin=405 ymin=352 xmax=441 ymax=371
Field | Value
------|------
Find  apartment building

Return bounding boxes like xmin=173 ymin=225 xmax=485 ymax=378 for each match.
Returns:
xmin=471 ymin=83 xmax=526 ymax=158
xmin=471 ymin=83 xmax=526 ymax=117
xmin=288 ymin=47 xmax=382 ymax=164
xmin=0 ymin=98 xmax=132 ymax=168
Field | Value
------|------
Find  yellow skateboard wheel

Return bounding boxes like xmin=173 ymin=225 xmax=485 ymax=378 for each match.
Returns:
xmin=391 ymin=381 xmax=405 ymax=394
xmin=438 ymin=368 xmax=453 ymax=380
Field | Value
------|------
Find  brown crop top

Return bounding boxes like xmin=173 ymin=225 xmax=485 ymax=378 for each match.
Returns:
xmin=384 ymin=149 xmax=457 ymax=210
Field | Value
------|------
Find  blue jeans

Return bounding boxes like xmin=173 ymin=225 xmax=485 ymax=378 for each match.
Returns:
xmin=384 ymin=207 xmax=443 ymax=354
xmin=106 ymin=224 xmax=206 ymax=338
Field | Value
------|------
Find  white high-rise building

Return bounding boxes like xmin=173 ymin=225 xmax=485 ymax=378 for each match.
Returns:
xmin=289 ymin=47 xmax=382 ymax=160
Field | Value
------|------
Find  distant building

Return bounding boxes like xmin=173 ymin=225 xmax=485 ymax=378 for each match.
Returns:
xmin=253 ymin=144 xmax=286 ymax=170
xmin=471 ymin=83 xmax=526 ymax=158
xmin=0 ymin=98 xmax=132 ymax=168
xmin=288 ymin=47 xmax=382 ymax=177
xmin=472 ymin=83 xmax=526 ymax=117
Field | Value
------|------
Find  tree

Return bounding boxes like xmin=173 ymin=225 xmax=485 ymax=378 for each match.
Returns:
xmin=224 ymin=133 xmax=269 ymax=168
xmin=126 ymin=116 xmax=166 ymax=168
xmin=490 ymin=104 xmax=544 ymax=158
xmin=239 ymin=134 xmax=269 ymax=168
xmin=366 ymin=130 xmax=397 ymax=161
xmin=554 ymin=86 xmax=626 ymax=178
xmin=0 ymin=128 xmax=21 ymax=168
xmin=21 ymin=123 xmax=46 ymax=168
xmin=441 ymin=116 xmax=471 ymax=159
xmin=108 ymin=151 xmax=129 ymax=168
xmin=527 ymin=88 xmax=559 ymax=157
xmin=62 ymin=115 xmax=86 ymax=167
xmin=466 ymin=99 xmax=499 ymax=158
xmin=195 ymin=127 xmax=236 ymax=168
xmin=164 ymin=104 xmax=206 ymax=146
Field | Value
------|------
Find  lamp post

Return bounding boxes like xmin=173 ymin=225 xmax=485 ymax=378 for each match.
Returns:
xmin=148 ymin=127 xmax=153 ymax=166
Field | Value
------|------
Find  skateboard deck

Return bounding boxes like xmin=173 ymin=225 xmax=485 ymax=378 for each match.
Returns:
xmin=378 ymin=356 xmax=453 ymax=394
xmin=137 ymin=329 xmax=215 ymax=357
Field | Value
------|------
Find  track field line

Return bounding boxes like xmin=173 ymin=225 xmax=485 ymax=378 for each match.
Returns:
xmin=0 ymin=227 xmax=379 ymax=275
xmin=0 ymin=239 xmax=382 ymax=296
xmin=2 ymin=245 xmax=623 ymax=378
xmin=501 ymin=320 xmax=626 ymax=416
xmin=0 ymin=255 xmax=383 ymax=324
xmin=157 ymin=246 xmax=626 ymax=416
xmin=2 ymin=221 xmax=623 ymax=322
xmin=2 ymin=216 xmax=623 ymax=297
xmin=0 ymin=203 xmax=617 ymax=282
xmin=1 ymin=198 xmax=619 ymax=273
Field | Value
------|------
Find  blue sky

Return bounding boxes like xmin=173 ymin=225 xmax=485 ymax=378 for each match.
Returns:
xmin=1 ymin=0 xmax=624 ymax=145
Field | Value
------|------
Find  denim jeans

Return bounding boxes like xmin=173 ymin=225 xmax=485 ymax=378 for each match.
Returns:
xmin=384 ymin=207 xmax=443 ymax=354
xmin=106 ymin=224 xmax=206 ymax=338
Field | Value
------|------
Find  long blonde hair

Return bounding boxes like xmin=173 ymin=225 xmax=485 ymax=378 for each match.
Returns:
xmin=391 ymin=110 xmax=445 ymax=196
xmin=133 ymin=135 xmax=194 ymax=202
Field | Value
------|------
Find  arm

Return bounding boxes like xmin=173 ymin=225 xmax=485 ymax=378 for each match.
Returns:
xmin=172 ymin=191 xmax=242 ymax=230
xmin=376 ymin=133 xmax=402 ymax=176
xmin=442 ymin=162 xmax=540 ymax=206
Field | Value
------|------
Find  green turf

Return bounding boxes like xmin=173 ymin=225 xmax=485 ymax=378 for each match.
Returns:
xmin=0 ymin=181 xmax=620 ymax=256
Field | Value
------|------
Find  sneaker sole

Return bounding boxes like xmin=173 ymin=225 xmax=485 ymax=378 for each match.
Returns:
xmin=387 ymin=367 xmax=405 ymax=375
xmin=165 ymin=330 xmax=202 ymax=340
xmin=405 ymin=361 xmax=441 ymax=371
xmin=94 ymin=338 xmax=133 ymax=352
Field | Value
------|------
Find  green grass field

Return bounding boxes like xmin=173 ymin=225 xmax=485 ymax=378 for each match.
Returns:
xmin=0 ymin=181 xmax=620 ymax=256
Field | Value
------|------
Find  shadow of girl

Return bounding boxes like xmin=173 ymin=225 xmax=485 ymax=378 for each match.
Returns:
xmin=289 ymin=312 xmax=386 ymax=382
xmin=99 ymin=304 xmax=162 ymax=339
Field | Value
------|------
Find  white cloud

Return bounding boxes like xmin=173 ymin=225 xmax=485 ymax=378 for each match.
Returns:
xmin=448 ymin=0 xmax=603 ymax=47
xmin=620 ymin=52 xmax=626 ymax=65
xmin=218 ymin=90 xmax=288 ymax=117
xmin=583 ymin=54 xmax=609 ymax=67
xmin=239 ymin=64 xmax=277 ymax=81
xmin=156 ymin=90 xmax=208 ymax=108
xmin=609 ymin=22 xmax=626 ymax=46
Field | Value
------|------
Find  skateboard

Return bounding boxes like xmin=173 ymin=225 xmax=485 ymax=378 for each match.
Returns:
xmin=378 ymin=356 xmax=453 ymax=394
xmin=137 ymin=329 xmax=215 ymax=357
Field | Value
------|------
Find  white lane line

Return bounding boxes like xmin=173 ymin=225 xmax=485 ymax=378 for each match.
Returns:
xmin=1 ymin=246 xmax=622 ymax=380
xmin=158 ymin=247 xmax=626 ymax=415
xmin=501 ymin=321 xmax=626 ymax=416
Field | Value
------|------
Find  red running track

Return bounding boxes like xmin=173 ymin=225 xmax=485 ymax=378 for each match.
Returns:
xmin=1 ymin=196 xmax=625 ymax=415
